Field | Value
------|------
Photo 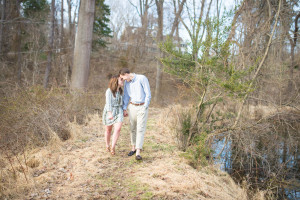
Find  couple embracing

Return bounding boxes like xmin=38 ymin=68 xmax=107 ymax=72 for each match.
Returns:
xmin=102 ymin=68 xmax=151 ymax=160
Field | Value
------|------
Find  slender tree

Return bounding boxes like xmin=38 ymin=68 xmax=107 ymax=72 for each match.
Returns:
xmin=180 ymin=0 xmax=213 ymax=64
xmin=60 ymin=0 xmax=64 ymax=50
xmin=128 ymin=0 xmax=154 ymax=47
xmin=154 ymin=0 xmax=187 ymax=102
xmin=154 ymin=0 xmax=164 ymax=102
xmin=43 ymin=0 xmax=55 ymax=88
xmin=287 ymin=13 xmax=300 ymax=92
xmin=67 ymin=0 xmax=72 ymax=39
xmin=15 ymin=0 xmax=22 ymax=84
xmin=70 ymin=0 xmax=95 ymax=90
xmin=0 ymin=0 xmax=6 ymax=54
xmin=169 ymin=0 xmax=186 ymax=37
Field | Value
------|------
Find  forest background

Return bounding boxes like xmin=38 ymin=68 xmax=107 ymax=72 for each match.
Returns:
xmin=0 ymin=0 xmax=299 ymax=199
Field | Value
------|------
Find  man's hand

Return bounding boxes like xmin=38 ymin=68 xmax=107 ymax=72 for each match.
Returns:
xmin=123 ymin=110 xmax=128 ymax=117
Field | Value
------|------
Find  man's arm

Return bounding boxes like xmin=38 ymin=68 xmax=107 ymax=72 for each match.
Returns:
xmin=141 ymin=76 xmax=151 ymax=108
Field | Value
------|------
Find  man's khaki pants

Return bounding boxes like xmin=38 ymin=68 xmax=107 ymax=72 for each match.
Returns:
xmin=128 ymin=104 xmax=149 ymax=149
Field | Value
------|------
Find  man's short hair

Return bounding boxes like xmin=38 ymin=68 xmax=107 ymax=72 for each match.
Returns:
xmin=119 ymin=68 xmax=130 ymax=75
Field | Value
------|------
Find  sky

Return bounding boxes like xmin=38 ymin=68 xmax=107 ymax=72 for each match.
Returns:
xmin=106 ymin=0 xmax=237 ymax=42
xmin=52 ymin=0 xmax=238 ymax=43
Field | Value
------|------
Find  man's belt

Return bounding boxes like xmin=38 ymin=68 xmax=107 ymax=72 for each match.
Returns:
xmin=130 ymin=102 xmax=145 ymax=106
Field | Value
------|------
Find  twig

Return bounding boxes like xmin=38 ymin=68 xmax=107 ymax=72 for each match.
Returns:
xmin=12 ymin=151 xmax=29 ymax=184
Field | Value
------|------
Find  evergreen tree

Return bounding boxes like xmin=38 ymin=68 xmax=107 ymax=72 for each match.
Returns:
xmin=21 ymin=0 xmax=50 ymax=52
xmin=93 ymin=0 xmax=112 ymax=47
xmin=22 ymin=0 xmax=50 ymax=19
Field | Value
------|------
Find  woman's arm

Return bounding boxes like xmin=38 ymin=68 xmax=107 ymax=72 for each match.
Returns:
xmin=106 ymin=89 xmax=114 ymax=119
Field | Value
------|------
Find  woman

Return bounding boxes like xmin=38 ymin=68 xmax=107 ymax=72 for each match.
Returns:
xmin=102 ymin=75 xmax=124 ymax=155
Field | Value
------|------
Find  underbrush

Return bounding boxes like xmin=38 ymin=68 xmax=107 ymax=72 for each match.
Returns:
xmin=164 ymin=104 xmax=300 ymax=200
xmin=161 ymin=105 xmax=212 ymax=168
xmin=232 ymin=110 xmax=300 ymax=200
xmin=0 ymin=86 xmax=104 ymax=150
xmin=0 ymin=85 xmax=104 ymax=198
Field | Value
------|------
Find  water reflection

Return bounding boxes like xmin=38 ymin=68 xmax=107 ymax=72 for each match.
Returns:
xmin=212 ymin=131 xmax=300 ymax=200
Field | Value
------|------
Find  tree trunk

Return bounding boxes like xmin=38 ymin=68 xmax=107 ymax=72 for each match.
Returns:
xmin=287 ymin=44 xmax=295 ymax=92
xmin=154 ymin=0 xmax=164 ymax=102
xmin=179 ymin=0 xmax=211 ymax=67
xmin=170 ymin=0 xmax=186 ymax=48
xmin=287 ymin=13 xmax=299 ymax=93
xmin=225 ymin=0 xmax=245 ymax=44
xmin=216 ymin=0 xmax=221 ymax=48
xmin=16 ymin=23 xmax=22 ymax=84
xmin=60 ymin=0 xmax=64 ymax=50
xmin=0 ymin=0 xmax=6 ymax=54
xmin=67 ymin=0 xmax=73 ymax=43
xmin=141 ymin=0 xmax=149 ymax=54
xmin=15 ymin=0 xmax=22 ymax=84
xmin=72 ymin=1 xmax=79 ymax=40
xmin=169 ymin=0 xmax=186 ymax=37
xmin=70 ymin=0 xmax=95 ymax=90
xmin=43 ymin=0 xmax=55 ymax=88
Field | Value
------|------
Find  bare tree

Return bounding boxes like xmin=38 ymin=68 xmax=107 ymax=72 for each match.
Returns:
xmin=225 ymin=0 xmax=245 ymax=44
xmin=233 ymin=0 xmax=282 ymax=128
xmin=154 ymin=0 xmax=187 ymax=102
xmin=0 ymin=0 xmax=6 ymax=54
xmin=15 ymin=0 xmax=22 ymax=84
xmin=286 ymin=13 xmax=300 ymax=92
xmin=60 ymin=0 xmax=64 ymax=50
xmin=169 ymin=0 xmax=186 ymax=37
xmin=109 ymin=1 xmax=138 ymax=42
xmin=43 ymin=0 xmax=56 ymax=88
xmin=66 ymin=0 xmax=79 ymax=44
xmin=67 ymin=0 xmax=72 ymax=38
xmin=70 ymin=0 xmax=95 ymax=90
xmin=180 ymin=0 xmax=213 ymax=63
xmin=154 ymin=0 xmax=164 ymax=102
xmin=128 ymin=0 xmax=154 ymax=45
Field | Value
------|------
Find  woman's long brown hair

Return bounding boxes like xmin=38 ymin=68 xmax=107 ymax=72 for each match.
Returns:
xmin=108 ymin=75 xmax=123 ymax=97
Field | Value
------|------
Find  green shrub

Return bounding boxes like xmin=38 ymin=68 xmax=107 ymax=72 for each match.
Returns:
xmin=173 ymin=107 xmax=212 ymax=167
xmin=174 ymin=108 xmax=192 ymax=151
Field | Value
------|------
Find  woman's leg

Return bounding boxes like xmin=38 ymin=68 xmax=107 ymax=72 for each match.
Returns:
xmin=111 ymin=122 xmax=123 ymax=152
xmin=105 ymin=125 xmax=113 ymax=150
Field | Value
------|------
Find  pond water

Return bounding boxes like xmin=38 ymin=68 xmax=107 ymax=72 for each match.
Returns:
xmin=212 ymin=136 xmax=300 ymax=199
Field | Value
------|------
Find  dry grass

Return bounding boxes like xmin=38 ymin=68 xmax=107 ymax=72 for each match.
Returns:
xmin=0 ymin=85 xmax=107 ymax=199
xmin=0 ymin=85 xmax=105 ymax=147
xmin=0 ymin=105 xmax=252 ymax=199
xmin=135 ymin=156 xmax=247 ymax=199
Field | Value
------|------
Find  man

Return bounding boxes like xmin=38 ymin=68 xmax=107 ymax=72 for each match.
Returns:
xmin=119 ymin=68 xmax=151 ymax=160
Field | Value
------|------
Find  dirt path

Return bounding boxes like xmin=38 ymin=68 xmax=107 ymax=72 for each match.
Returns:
xmin=19 ymin=108 xmax=246 ymax=200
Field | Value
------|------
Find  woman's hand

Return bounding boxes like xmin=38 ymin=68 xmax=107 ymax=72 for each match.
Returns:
xmin=123 ymin=110 xmax=128 ymax=117
xmin=108 ymin=112 xmax=113 ymax=120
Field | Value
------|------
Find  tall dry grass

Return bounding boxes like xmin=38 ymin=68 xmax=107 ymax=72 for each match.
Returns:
xmin=0 ymin=84 xmax=105 ymax=198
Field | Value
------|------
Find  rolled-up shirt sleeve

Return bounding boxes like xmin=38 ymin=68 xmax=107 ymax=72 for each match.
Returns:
xmin=142 ymin=76 xmax=151 ymax=108
xmin=106 ymin=89 xmax=113 ymax=112
xmin=122 ymin=82 xmax=130 ymax=110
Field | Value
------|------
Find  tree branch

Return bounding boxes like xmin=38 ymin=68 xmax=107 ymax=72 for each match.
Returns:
xmin=233 ymin=0 xmax=282 ymax=128
xmin=128 ymin=0 xmax=141 ymax=16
